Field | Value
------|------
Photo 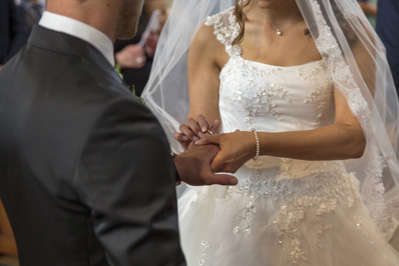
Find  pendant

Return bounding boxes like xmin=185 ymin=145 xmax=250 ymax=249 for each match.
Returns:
xmin=276 ymin=29 xmax=283 ymax=36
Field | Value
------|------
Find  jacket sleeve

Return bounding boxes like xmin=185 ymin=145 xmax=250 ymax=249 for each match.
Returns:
xmin=73 ymin=97 xmax=185 ymax=266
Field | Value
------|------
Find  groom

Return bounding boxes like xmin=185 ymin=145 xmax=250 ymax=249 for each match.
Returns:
xmin=0 ymin=0 xmax=237 ymax=265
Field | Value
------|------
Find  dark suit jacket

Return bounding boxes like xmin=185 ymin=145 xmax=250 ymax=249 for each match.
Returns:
xmin=376 ymin=0 xmax=399 ymax=93
xmin=0 ymin=25 xmax=185 ymax=266
xmin=0 ymin=0 xmax=29 ymax=64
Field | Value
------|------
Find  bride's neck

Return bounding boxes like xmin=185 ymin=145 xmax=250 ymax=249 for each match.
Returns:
xmin=246 ymin=0 xmax=303 ymax=26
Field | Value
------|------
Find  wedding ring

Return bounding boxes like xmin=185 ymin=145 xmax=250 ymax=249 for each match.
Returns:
xmin=136 ymin=57 xmax=143 ymax=64
xmin=206 ymin=130 xmax=214 ymax=135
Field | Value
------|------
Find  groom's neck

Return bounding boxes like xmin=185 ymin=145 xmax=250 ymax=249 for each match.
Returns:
xmin=46 ymin=0 xmax=122 ymax=42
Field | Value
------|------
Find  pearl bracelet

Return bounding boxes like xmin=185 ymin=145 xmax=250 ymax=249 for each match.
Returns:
xmin=251 ymin=129 xmax=260 ymax=161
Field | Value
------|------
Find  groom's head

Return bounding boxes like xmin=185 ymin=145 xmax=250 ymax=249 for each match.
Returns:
xmin=114 ymin=0 xmax=145 ymax=39
xmin=46 ymin=0 xmax=145 ymax=41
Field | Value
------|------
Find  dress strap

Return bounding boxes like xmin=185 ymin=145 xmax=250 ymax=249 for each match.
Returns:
xmin=204 ymin=7 xmax=242 ymax=57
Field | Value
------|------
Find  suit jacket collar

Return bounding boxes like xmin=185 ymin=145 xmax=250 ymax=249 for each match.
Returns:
xmin=39 ymin=11 xmax=114 ymax=66
xmin=27 ymin=25 xmax=123 ymax=86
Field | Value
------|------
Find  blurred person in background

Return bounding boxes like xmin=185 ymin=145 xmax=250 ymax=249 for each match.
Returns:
xmin=19 ymin=0 xmax=44 ymax=32
xmin=377 ymin=0 xmax=399 ymax=94
xmin=0 ymin=0 xmax=29 ymax=69
xmin=115 ymin=0 xmax=167 ymax=96
xmin=0 ymin=200 xmax=17 ymax=257
xmin=165 ymin=0 xmax=174 ymax=14
xmin=358 ymin=0 xmax=378 ymax=28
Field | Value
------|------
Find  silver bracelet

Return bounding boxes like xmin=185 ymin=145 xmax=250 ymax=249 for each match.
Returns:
xmin=251 ymin=129 xmax=260 ymax=161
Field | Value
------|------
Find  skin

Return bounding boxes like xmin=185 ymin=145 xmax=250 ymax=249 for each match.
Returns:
xmin=177 ymin=0 xmax=366 ymax=172
xmin=143 ymin=0 xmax=168 ymax=28
xmin=0 ymin=200 xmax=17 ymax=256
xmin=358 ymin=2 xmax=377 ymax=17
xmin=0 ymin=0 xmax=237 ymax=257
xmin=115 ymin=0 xmax=166 ymax=70
xmin=46 ymin=0 xmax=144 ymax=42
xmin=45 ymin=0 xmax=237 ymax=186
xmin=115 ymin=45 xmax=147 ymax=69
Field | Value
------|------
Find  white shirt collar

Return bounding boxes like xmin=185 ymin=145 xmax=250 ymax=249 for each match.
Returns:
xmin=39 ymin=11 xmax=115 ymax=66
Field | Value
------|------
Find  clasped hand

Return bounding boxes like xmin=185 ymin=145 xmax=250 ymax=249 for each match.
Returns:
xmin=174 ymin=115 xmax=255 ymax=174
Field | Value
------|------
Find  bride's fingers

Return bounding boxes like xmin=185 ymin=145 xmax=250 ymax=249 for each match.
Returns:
xmin=196 ymin=114 xmax=210 ymax=133
xmin=210 ymin=120 xmax=221 ymax=133
xmin=173 ymin=132 xmax=188 ymax=142
xmin=179 ymin=123 xmax=199 ymax=141
xmin=186 ymin=118 xmax=202 ymax=138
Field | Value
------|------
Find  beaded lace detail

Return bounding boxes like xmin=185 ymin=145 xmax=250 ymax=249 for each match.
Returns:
xmin=234 ymin=161 xmax=358 ymax=264
xmin=205 ymin=2 xmax=399 ymax=238
xmin=200 ymin=6 xmax=390 ymax=265
xmin=308 ymin=0 xmax=397 ymax=237
xmin=206 ymin=8 xmax=334 ymax=130
xmin=196 ymin=5 xmax=398 ymax=265
xmin=205 ymin=7 xmax=240 ymax=57
xmin=197 ymin=241 xmax=209 ymax=266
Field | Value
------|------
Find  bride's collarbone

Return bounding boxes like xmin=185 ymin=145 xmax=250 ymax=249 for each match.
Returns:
xmin=235 ymin=27 xmax=321 ymax=66
xmin=239 ymin=40 xmax=322 ymax=67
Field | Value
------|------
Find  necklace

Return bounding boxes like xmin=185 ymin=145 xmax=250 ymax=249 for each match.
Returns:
xmin=269 ymin=23 xmax=283 ymax=36
xmin=268 ymin=21 xmax=310 ymax=36
xmin=266 ymin=18 xmax=310 ymax=37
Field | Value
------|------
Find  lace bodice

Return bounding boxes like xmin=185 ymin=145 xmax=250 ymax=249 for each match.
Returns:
xmin=203 ymin=4 xmax=399 ymax=242
xmin=175 ymin=4 xmax=399 ymax=266
xmin=205 ymin=8 xmax=335 ymax=135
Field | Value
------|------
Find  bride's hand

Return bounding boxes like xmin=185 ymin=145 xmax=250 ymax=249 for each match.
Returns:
xmin=195 ymin=131 xmax=255 ymax=173
xmin=174 ymin=115 xmax=220 ymax=150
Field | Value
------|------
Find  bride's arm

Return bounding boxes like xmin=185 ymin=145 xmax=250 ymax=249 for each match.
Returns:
xmin=196 ymin=88 xmax=366 ymax=173
xmin=187 ymin=24 xmax=224 ymax=126
xmin=174 ymin=24 xmax=225 ymax=147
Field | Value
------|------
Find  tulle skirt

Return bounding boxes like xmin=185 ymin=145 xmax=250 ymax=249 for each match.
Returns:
xmin=178 ymin=159 xmax=399 ymax=265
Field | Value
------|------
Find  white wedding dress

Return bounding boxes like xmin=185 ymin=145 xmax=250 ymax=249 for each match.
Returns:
xmin=178 ymin=8 xmax=399 ymax=266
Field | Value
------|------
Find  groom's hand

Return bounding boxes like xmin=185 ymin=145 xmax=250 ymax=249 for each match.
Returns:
xmin=174 ymin=144 xmax=238 ymax=186
xmin=195 ymin=131 xmax=255 ymax=173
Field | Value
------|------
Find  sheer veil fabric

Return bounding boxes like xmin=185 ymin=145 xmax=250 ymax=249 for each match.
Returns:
xmin=142 ymin=0 xmax=399 ymax=240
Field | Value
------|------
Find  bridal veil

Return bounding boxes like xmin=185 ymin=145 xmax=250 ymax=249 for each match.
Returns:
xmin=142 ymin=0 xmax=399 ymax=240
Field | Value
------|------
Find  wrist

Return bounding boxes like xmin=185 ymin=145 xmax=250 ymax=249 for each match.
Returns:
xmin=235 ymin=131 xmax=259 ymax=162
xmin=115 ymin=53 xmax=126 ymax=70
xmin=240 ymin=130 xmax=260 ymax=161
xmin=251 ymin=129 xmax=260 ymax=161
xmin=172 ymin=153 xmax=182 ymax=186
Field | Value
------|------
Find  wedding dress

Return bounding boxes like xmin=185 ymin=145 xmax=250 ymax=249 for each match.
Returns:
xmin=177 ymin=7 xmax=399 ymax=266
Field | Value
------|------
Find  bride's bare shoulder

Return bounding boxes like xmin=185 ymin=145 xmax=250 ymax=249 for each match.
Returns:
xmin=189 ymin=8 xmax=235 ymax=66
xmin=189 ymin=23 xmax=226 ymax=60
xmin=193 ymin=23 xmax=220 ymax=46
xmin=195 ymin=7 xmax=236 ymax=47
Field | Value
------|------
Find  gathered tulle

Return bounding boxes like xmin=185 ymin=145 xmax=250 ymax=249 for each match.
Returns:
xmin=179 ymin=164 xmax=399 ymax=266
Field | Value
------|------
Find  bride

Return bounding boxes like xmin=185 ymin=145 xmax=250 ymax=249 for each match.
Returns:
xmin=143 ymin=0 xmax=399 ymax=265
